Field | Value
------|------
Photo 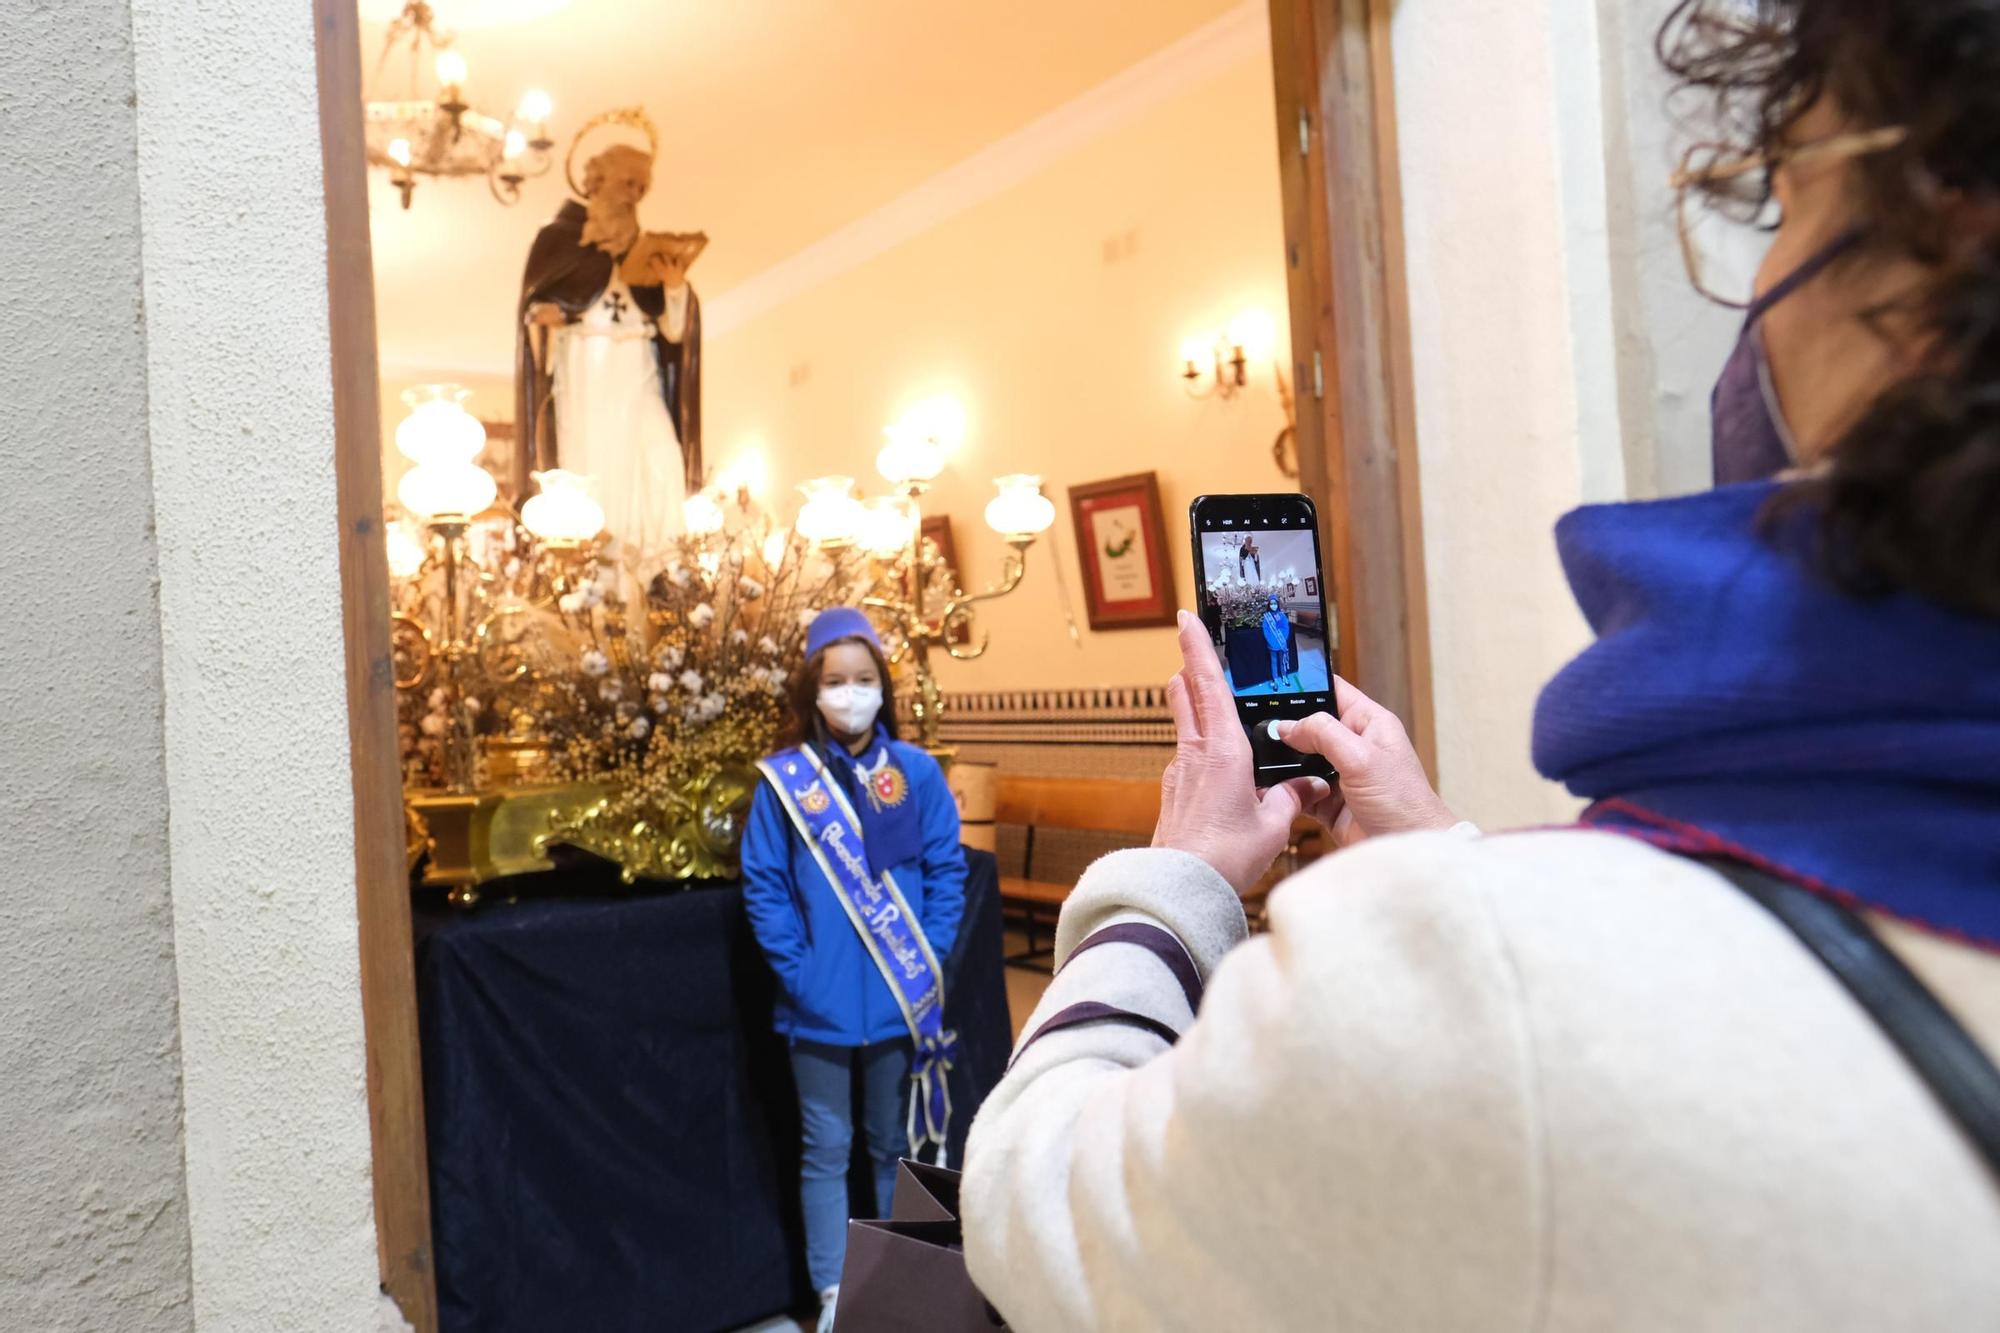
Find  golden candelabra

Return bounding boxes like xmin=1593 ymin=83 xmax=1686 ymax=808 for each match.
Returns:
xmin=798 ymin=397 xmax=1056 ymax=754
xmin=863 ymin=484 xmax=1038 ymax=754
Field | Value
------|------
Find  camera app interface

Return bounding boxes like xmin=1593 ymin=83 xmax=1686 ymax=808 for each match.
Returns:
xmin=1198 ymin=521 xmax=1331 ymax=702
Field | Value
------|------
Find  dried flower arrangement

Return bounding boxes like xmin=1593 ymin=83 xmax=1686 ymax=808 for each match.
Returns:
xmin=391 ymin=501 xmax=874 ymax=880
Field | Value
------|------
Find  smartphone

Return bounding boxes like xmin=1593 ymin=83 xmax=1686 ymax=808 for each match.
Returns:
xmin=1188 ymin=493 xmax=1338 ymax=787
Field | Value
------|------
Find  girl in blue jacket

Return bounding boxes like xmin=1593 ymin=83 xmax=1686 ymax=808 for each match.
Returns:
xmin=1262 ymin=594 xmax=1295 ymax=690
xmin=739 ymin=607 xmax=965 ymax=1331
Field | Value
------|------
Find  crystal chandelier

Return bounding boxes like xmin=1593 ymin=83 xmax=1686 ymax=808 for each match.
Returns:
xmin=365 ymin=1 xmax=555 ymax=209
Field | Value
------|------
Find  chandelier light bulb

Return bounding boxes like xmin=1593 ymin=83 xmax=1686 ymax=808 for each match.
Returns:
xmin=517 ymin=89 xmax=553 ymax=124
xmin=520 ymin=469 xmax=605 ymax=545
xmin=434 ymin=50 xmax=469 ymax=90
xmin=399 ymin=460 xmax=497 ymax=522
xmin=388 ymin=138 xmax=413 ymax=168
xmin=395 ymin=384 xmax=485 ymax=466
xmin=795 ymin=476 xmax=863 ymax=546
xmin=502 ymin=129 xmax=527 ymax=161
xmin=984 ymin=474 xmax=1056 ymax=539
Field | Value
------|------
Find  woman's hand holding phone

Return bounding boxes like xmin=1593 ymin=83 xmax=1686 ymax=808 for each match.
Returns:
xmin=1276 ymin=680 xmax=1460 ymax=848
xmin=1153 ymin=612 xmax=1332 ymax=894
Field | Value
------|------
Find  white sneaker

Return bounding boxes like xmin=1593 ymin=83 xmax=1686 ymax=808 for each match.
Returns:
xmin=815 ymin=1285 xmax=839 ymax=1333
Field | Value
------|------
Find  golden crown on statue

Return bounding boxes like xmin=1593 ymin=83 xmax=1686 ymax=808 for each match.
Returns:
xmin=563 ymin=105 xmax=662 ymax=196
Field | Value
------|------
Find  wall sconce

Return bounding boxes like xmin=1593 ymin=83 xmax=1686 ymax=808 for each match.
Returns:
xmin=1178 ymin=309 xmax=1301 ymax=478
xmin=714 ymin=446 xmax=771 ymax=511
xmin=1181 ymin=332 xmax=1249 ymax=400
xmin=1181 ymin=310 xmax=1277 ymax=402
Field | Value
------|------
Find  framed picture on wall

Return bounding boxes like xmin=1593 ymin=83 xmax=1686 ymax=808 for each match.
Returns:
xmin=1305 ymin=575 xmax=1318 ymax=597
xmin=1067 ymin=471 xmax=1178 ymax=631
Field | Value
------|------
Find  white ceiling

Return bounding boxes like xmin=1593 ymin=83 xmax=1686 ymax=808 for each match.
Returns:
xmin=365 ymin=0 xmax=1252 ymax=373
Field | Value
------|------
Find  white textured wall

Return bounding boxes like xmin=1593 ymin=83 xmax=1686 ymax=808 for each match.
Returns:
xmin=0 ymin=3 xmax=195 ymax=1326
xmin=1392 ymin=0 xmax=1596 ymax=828
xmin=1390 ymin=0 xmax=1759 ymax=828
xmin=127 ymin=1 xmax=383 ymax=1327
xmin=1597 ymin=0 xmax=1767 ymax=498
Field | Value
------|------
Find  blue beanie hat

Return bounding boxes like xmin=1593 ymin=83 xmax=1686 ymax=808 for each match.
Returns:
xmin=805 ymin=606 xmax=882 ymax=658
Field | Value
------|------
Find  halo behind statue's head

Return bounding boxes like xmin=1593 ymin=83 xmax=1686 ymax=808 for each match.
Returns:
xmin=565 ymin=106 xmax=660 ymax=198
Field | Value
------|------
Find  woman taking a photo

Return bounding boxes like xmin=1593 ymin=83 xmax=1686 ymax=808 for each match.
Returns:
xmin=963 ymin=3 xmax=2000 ymax=1328
xmin=740 ymin=607 xmax=965 ymax=1333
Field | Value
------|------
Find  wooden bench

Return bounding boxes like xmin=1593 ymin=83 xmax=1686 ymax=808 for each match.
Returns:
xmin=995 ymin=774 xmax=1317 ymax=971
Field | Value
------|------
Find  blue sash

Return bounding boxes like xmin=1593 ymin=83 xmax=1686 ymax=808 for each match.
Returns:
xmin=757 ymin=744 xmax=956 ymax=1161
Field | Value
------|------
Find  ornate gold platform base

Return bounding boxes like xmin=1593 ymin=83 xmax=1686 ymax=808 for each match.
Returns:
xmin=405 ymin=783 xmax=611 ymax=905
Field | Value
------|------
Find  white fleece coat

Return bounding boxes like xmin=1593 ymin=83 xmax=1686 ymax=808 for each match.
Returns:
xmin=961 ymin=829 xmax=2000 ymax=1332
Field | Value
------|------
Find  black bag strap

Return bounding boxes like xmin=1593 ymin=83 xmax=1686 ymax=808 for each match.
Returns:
xmin=1696 ymin=856 xmax=2000 ymax=1179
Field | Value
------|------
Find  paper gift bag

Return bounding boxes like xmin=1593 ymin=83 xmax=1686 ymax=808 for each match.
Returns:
xmin=831 ymin=1160 xmax=1009 ymax=1332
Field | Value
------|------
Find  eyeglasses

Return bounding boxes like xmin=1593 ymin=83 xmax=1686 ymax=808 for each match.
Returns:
xmin=1671 ymin=125 xmax=1908 ymax=307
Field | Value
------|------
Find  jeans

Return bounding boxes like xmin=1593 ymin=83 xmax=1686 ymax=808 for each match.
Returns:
xmin=790 ymin=1037 xmax=910 ymax=1292
xmin=1269 ymin=648 xmax=1290 ymax=685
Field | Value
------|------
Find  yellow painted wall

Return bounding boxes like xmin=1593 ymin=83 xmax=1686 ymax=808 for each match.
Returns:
xmin=703 ymin=54 xmax=1292 ymax=691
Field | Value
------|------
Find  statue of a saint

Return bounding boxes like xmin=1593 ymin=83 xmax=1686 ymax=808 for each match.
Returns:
xmin=515 ymin=109 xmax=704 ymax=568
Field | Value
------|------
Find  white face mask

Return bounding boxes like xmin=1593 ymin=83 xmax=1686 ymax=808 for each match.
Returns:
xmin=817 ymin=683 xmax=883 ymax=737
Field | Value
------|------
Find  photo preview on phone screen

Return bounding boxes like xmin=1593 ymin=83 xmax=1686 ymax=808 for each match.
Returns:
xmin=1196 ymin=525 xmax=1332 ymax=703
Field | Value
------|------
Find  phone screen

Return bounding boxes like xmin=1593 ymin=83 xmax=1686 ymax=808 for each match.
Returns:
xmin=1189 ymin=493 xmax=1336 ymax=784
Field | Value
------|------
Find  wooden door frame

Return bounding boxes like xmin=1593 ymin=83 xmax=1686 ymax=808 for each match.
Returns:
xmin=1267 ymin=0 xmax=1436 ymax=774
xmin=313 ymin=4 xmax=438 ymax=1330
xmin=314 ymin=4 xmax=1431 ymax=1328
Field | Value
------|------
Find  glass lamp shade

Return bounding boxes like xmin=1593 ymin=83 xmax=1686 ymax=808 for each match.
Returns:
xmin=795 ymin=476 xmax=863 ymax=546
xmin=857 ymin=496 xmax=919 ymax=558
xmin=875 ymin=425 xmax=947 ymax=488
xmin=385 ymin=520 xmax=429 ymax=579
xmin=399 ymin=460 xmax=497 ymax=522
xmin=520 ymin=469 xmax=604 ymax=544
xmin=682 ymin=489 xmax=727 ymax=536
xmin=878 ymin=396 xmax=964 ymax=485
xmin=395 ymin=385 xmax=486 ymax=466
xmin=984 ymin=474 xmax=1055 ymax=539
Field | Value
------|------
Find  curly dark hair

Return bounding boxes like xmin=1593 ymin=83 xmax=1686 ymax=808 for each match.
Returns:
xmin=1660 ymin=1 xmax=2000 ymax=617
xmin=787 ymin=635 xmax=900 ymax=750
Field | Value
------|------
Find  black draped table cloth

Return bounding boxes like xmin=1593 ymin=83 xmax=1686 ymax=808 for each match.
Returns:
xmin=416 ymin=849 xmax=1007 ymax=1333
xmin=1224 ymin=621 xmax=1299 ymax=690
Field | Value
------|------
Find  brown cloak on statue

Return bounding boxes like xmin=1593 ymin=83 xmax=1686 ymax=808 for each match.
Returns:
xmin=513 ymin=198 xmax=703 ymax=502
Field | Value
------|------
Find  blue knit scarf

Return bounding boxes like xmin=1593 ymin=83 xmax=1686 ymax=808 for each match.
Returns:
xmin=1532 ymin=482 xmax=2000 ymax=949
